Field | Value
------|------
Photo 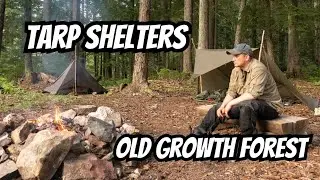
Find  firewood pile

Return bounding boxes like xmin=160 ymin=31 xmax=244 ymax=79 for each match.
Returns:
xmin=0 ymin=105 xmax=143 ymax=180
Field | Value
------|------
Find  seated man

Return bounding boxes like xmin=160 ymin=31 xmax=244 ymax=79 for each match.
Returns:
xmin=193 ymin=43 xmax=283 ymax=135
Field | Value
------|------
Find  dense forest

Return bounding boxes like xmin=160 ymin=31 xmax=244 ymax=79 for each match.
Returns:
xmin=0 ymin=0 xmax=319 ymax=90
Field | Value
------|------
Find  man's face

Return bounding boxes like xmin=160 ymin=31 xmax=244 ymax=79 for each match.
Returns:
xmin=232 ymin=54 xmax=249 ymax=68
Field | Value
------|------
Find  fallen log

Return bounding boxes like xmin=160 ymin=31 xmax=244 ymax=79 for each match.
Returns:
xmin=195 ymin=104 xmax=308 ymax=135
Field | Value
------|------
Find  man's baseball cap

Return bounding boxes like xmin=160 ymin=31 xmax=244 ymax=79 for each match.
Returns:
xmin=226 ymin=43 xmax=253 ymax=56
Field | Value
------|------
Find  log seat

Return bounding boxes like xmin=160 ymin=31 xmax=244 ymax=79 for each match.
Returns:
xmin=195 ymin=104 xmax=308 ymax=135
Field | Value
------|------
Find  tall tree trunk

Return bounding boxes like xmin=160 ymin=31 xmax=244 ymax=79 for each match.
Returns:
xmin=251 ymin=0 xmax=257 ymax=47
xmin=81 ymin=0 xmax=85 ymax=22
xmin=113 ymin=53 xmax=117 ymax=79
xmin=131 ymin=0 xmax=150 ymax=92
xmin=72 ymin=0 xmax=80 ymax=63
xmin=208 ymin=0 xmax=216 ymax=49
xmin=287 ymin=0 xmax=301 ymax=77
xmin=278 ymin=27 xmax=286 ymax=70
xmin=94 ymin=54 xmax=97 ymax=77
xmin=315 ymin=0 xmax=320 ymax=65
xmin=128 ymin=0 xmax=135 ymax=79
xmin=234 ymin=0 xmax=245 ymax=45
xmin=43 ymin=0 xmax=51 ymax=21
xmin=103 ymin=52 xmax=107 ymax=79
xmin=0 ymin=0 xmax=5 ymax=54
xmin=198 ymin=0 xmax=209 ymax=49
xmin=104 ymin=52 xmax=110 ymax=78
xmin=183 ymin=0 xmax=192 ymax=73
xmin=162 ymin=0 xmax=169 ymax=68
xmin=100 ymin=53 xmax=103 ymax=78
xmin=263 ymin=0 xmax=275 ymax=62
xmin=24 ymin=0 xmax=33 ymax=82
xmin=198 ymin=0 xmax=209 ymax=94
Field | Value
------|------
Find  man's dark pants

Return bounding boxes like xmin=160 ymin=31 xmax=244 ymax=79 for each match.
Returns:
xmin=194 ymin=100 xmax=279 ymax=135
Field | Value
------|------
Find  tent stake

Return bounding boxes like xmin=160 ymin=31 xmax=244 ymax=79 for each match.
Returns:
xmin=258 ymin=30 xmax=265 ymax=62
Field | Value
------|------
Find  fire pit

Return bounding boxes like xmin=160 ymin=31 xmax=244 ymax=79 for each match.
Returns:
xmin=0 ymin=105 xmax=140 ymax=179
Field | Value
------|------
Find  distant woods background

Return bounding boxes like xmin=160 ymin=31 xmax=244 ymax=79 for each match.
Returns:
xmin=0 ymin=0 xmax=319 ymax=89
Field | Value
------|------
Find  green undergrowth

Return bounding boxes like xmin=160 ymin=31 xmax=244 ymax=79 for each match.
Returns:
xmin=100 ymin=78 xmax=131 ymax=88
xmin=156 ymin=68 xmax=191 ymax=81
xmin=0 ymin=78 xmax=74 ymax=112
xmin=301 ymin=64 xmax=320 ymax=85
xmin=0 ymin=92 xmax=75 ymax=112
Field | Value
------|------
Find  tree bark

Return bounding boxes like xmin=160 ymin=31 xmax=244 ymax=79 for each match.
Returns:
xmin=81 ymin=0 xmax=85 ymax=22
xmin=131 ymin=0 xmax=150 ymax=91
xmin=24 ymin=0 xmax=33 ymax=81
xmin=94 ymin=54 xmax=97 ymax=77
xmin=43 ymin=0 xmax=51 ymax=21
xmin=264 ymin=0 xmax=275 ymax=62
xmin=198 ymin=0 xmax=209 ymax=49
xmin=251 ymin=0 xmax=257 ymax=47
xmin=100 ymin=53 xmax=103 ymax=78
xmin=183 ymin=0 xmax=192 ymax=73
xmin=161 ymin=0 xmax=169 ymax=68
xmin=0 ymin=0 xmax=5 ymax=53
xmin=208 ymin=0 xmax=216 ymax=49
xmin=287 ymin=0 xmax=301 ymax=77
xmin=234 ymin=0 xmax=246 ymax=45
xmin=314 ymin=0 xmax=320 ymax=65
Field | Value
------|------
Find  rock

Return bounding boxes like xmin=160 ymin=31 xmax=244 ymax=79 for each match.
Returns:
xmin=0 ymin=160 xmax=19 ymax=180
xmin=88 ymin=106 xmax=123 ymax=128
xmin=60 ymin=109 xmax=77 ymax=122
xmin=0 ymin=146 xmax=9 ymax=163
xmin=0 ymin=132 xmax=12 ymax=147
xmin=87 ymin=135 xmax=106 ymax=147
xmin=82 ymin=140 xmax=91 ymax=151
xmin=3 ymin=113 xmax=25 ymax=129
xmin=72 ymin=105 xmax=97 ymax=115
xmin=70 ymin=142 xmax=87 ymax=155
xmin=16 ymin=129 xmax=76 ymax=180
xmin=73 ymin=116 xmax=88 ymax=126
xmin=87 ymin=116 xmax=116 ymax=143
xmin=120 ymin=123 xmax=139 ymax=134
xmin=22 ymin=133 xmax=36 ymax=148
xmin=70 ymin=134 xmax=86 ymax=155
xmin=110 ymin=112 xmax=123 ymax=128
xmin=0 ymin=121 xmax=6 ymax=135
xmin=6 ymin=144 xmax=22 ymax=162
xmin=11 ymin=122 xmax=36 ymax=144
xmin=84 ymin=128 xmax=91 ymax=139
xmin=62 ymin=153 xmax=117 ymax=180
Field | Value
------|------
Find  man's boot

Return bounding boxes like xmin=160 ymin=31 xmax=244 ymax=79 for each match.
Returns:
xmin=191 ymin=104 xmax=222 ymax=135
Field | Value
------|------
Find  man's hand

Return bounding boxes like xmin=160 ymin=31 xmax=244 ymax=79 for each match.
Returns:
xmin=224 ymin=103 xmax=233 ymax=118
xmin=216 ymin=107 xmax=225 ymax=118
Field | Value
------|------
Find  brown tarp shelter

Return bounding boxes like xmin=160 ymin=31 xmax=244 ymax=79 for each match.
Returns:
xmin=194 ymin=48 xmax=318 ymax=111
xmin=43 ymin=60 xmax=106 ymax=95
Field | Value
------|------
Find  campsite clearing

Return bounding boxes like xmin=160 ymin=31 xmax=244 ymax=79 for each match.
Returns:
xmin=1 ymin=79 xmax=320 ymax=179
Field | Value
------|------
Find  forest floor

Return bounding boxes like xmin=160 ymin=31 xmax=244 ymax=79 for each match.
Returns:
xmin=1 ymin=79 xmax=320 ymax=180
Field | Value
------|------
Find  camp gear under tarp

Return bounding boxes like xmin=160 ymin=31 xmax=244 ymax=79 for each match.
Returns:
xmin=43 ymin=60 xmax=106 ymax=95
xmin=194 ymin=48 xmax=318 ymax=111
